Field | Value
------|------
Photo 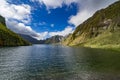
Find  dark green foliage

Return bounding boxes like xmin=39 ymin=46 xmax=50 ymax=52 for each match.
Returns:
xmin=0 ymin=16 xmax=30 ymax=46
xmin=0 ymin=15 xmax=6 ymax=26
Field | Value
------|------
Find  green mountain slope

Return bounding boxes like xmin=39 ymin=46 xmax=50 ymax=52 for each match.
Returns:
xmin=62 ymin=1 xmax=120 ymax=50
xmin=0 ymin=15 xmax=30 ymax=46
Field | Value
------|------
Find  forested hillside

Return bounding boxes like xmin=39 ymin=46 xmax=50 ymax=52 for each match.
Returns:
xmin=0 ymin=15 xmax=30 ymax=46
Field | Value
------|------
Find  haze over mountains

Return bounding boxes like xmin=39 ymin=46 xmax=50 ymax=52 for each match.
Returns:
xmin=19 ymin=34 xmax=63 ymax=44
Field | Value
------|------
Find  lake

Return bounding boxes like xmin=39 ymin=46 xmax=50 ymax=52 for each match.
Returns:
xmin=0 ymin=45 xmax=120 ymax=80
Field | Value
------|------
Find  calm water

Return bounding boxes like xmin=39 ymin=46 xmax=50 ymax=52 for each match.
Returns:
xmin=0 ymin=45 xmax=120 ymax=80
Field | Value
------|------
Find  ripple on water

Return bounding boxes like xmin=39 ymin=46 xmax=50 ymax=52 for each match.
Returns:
xmin=0 ymin=45 xmax=120 ymax=80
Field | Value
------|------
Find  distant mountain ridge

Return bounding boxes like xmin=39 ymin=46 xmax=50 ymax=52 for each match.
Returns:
xmin=19 ymin=34 xmax=63 ymax=44
xmin=62 ymin=1 xmax=120 ymax=50
xmin=18 ymin=34 xmax=44 ymax=44
xmin=45 ymin=35 xmax=63 ymax=44
xmin=0 ymin=15 xmax=30 ymax=46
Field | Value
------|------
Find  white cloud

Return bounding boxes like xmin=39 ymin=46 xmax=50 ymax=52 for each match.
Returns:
xmin=0 ymin=0 xmax=73 ymax=40
xmin=68 ymin=0 xmax=118 ymax=26
xmin=49 ymin=26 xmax=73 ymax=37
xmin=6 ymin=20 xmax=48 ymax=40
xmin=32 ymin=0 xmax=78 ymax=9
xmin=33 ymin=0 xmax=117 ymax=27
xmin=0 ymin=0 xmax=43 ymax=40
xmin=33 ymin=32 xmax=48 ymax=40
xmin=69 ymin=10 xmax=92 ymax=27
xmin=0 ymin=0 xmax=118 ymax=40
xmin=0 ymin=0 xmax=31 ymax=22
xmin=39 ymin=0 xmax=63 ymax=9
xmin=0 ymin=0 xmax=49 ymax=40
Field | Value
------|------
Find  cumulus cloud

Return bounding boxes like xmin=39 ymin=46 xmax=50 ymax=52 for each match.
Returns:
xmin=6 ymin=20 xmax=35 ymax=36
xmin=6 ymin=20 xmax=48 ymax=40
xmin=0 ymin=0 xmax=43 ymax=40
xmin=34 ymin=0 xmax=117 ymax=26
xmin=32 ymin=0 xmax=79 ymax=9
xmin=0 ymin=0 xmax=74 ymax=40
xmin=68 ymin=0 xmax=118 ymax=26
xmin=0 ymin=0 xmax=31 ymax=23
xmin=39 ymin=0 xmax=63 ymax=9
xmin=49 ymin=26 xmax=73 ymax=37
xmin=68 ymin=10 xmax=92 ymax=27
xmin=0 ymin=0 xmax=118 ymax=40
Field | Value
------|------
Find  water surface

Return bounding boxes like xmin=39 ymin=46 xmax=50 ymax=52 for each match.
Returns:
xmin=0 ymin=45 xmax=120 ymax=80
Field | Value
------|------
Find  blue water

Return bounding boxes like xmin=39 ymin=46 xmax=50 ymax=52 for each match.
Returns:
xmin=0 ymin=45 xmax=120 ymax=80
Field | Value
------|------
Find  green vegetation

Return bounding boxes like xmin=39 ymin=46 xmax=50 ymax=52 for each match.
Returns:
xmin=0 ymin=15 xmax=30 ymax=46
xmin=62 ymin=1 xmax=120 ymax=50
xmin=82 ymin=30 xmax=120 ymax=51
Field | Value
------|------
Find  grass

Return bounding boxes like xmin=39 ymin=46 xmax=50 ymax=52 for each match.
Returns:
xmin=62 ymin=1 xmax=120 ymax=52
xmin=76 ymin=30 xmax=120 ymax=52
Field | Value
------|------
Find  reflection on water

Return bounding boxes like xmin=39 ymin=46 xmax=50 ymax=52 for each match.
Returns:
xmin=0 ymin=45 xmax=120 ymax=80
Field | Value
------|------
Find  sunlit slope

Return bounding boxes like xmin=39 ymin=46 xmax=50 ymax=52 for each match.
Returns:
xmin=62 ymin=1 xmax=120 ymax=49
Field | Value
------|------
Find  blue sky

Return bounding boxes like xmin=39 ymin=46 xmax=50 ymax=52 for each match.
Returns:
xmin=8 ymin=0 xmax=77 ymax=32
xmin=31 ymin=3 xmax=77 ymax=32
xmin=0 ymin=0 xmax=117 ymax=40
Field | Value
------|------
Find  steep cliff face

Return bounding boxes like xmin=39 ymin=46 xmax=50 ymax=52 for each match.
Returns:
xmin=0 ymin=15 xmax=30 ymax=46
xmin=62 ymin=1 xmax=120 ymax=48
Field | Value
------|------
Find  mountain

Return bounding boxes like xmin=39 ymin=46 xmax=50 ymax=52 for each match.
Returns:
xmin=45 ymin=35 xmax=63 ymax=44
xmin=0 ymin=15 xmax=30 ymax=46
xmin=19 ymin=34 xmax=63 ymax=44
xmin=18 ymin=34 xmax=45 ymax=44
xmin=62 ymin=1 xmax=120 ymax=50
